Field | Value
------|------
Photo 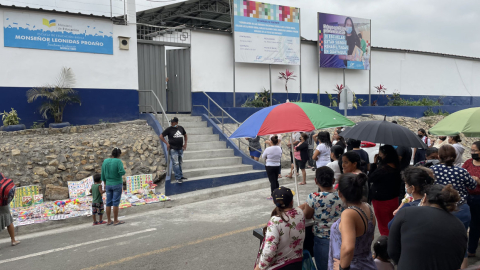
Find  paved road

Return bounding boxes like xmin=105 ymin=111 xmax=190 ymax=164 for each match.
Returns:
xmin=0 ymin=173 xmax=317 ymax=270
xmin=1 ymin=170 xmax=479 ymax=269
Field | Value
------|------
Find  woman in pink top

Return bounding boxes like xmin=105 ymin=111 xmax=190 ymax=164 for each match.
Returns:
xmin=255 ymin=187 xmax=306 ymax=270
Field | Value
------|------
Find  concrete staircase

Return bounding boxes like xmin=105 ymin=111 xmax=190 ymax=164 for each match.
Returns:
xmin=157 ymin=114 xmax=266 ymax=195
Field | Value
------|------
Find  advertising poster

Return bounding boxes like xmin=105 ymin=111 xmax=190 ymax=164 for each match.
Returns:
xmin=233 ymin=0 xmax=300 ymax=65
xmin=3 ymin=11 xmax=113 ymax=54
xmin=318 ymin=13 xmax=371 ymax=70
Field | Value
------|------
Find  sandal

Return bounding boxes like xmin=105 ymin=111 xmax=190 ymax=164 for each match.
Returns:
xmin=113 ymin=221 xmax=125 ymax=226
xmin=267 ymin=196 xmax=273 ymax=200
xmin=299 ymin=182 xmax=307 ymax=185
xmin=98 ymin=221 xmax=107 ymax=225
xmin=11 ymin=241 xmax=20 ymax=246
xmin=106 ymin=222 xmax=114 ymax=226
xmin=285 ymin=174 xmax=292 ymax=179
xmin=93 ymin=221 xmax=99 ymax=226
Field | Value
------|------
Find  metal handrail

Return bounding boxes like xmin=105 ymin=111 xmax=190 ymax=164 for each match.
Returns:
xmin=138 ymin=90 xmax=170 ymax=128
xmin=138 ymin=90 xmax=172 ymax=178
xmin=192 ymin=104 xmax=264 ymax=161
xmin=202 ymin=92 xmax=241 ymax=125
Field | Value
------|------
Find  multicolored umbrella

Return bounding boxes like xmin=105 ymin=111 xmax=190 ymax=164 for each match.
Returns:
xmin=429 ymin=107 xmax=480 ymax=137
xmin=230 ymin=102 xmax=355 ymax=138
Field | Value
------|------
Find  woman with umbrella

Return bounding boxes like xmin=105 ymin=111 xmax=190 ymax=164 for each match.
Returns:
xmin=368 ymin=145 xmax=402 ymax=236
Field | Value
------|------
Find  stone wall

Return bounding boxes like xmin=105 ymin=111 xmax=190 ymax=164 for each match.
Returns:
xmin=0 ymin=120 xmax=166 ymax=200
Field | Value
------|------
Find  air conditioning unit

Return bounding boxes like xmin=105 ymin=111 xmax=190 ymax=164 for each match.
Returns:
xmin=118 ymin=36 xmax=130 ymax=50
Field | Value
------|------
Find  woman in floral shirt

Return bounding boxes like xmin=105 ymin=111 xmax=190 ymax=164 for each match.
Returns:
xmin=300 ymin=166 xmax=344 ymax=270
xmin=255 ymin=187 xmax=306 ymax=270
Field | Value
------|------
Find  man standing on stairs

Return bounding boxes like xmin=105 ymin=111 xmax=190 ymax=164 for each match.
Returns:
xmin=160 ymin=117 xmax=188 ymax=183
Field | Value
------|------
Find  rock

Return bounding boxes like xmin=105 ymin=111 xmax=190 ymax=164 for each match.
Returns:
xmin=63 ymin=174 xmax=74 ymax=181
xmin=76 ymin=171 xmax=91 ymax=180
xmin=44 ymin=184 xmax=69 ymax=200
xmin=84 ymin=165 xmax=95 ymax=171
xmin=49 ymin=160 xmax=59 ymax=166
xmin=80 ymin=160 xmax=87 ymax=165
xmin=11 ymin=149 xmax=21 ymax=156
xmin=33 ymin=167 xmax=48 ymax=177
xmin=46 ymin=155 xmax=57 ymax=160
xmin=58 ymin=164 xmax=66 ymax=171
xmin=45 ymin=166 xmax=57 ymax=174
xmin=58 ymin=154 xmax=67 ymax=163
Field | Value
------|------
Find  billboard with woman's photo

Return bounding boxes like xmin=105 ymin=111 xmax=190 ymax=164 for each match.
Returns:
xmin=318 ymin=13 xmax=371 ymax=70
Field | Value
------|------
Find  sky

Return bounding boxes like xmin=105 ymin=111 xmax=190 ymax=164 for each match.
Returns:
xmin=1 ymin=0 xmax=479 ymax=58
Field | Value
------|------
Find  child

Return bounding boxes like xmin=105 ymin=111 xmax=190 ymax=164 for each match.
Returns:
xmin=373 ymin=236 xmax=394 ymax=270
xmin=90 ymin=174 xmax=106 ymax=225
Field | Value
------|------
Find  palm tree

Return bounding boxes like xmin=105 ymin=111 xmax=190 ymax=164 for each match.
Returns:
xmin=27 ymin=67 xmax=81 ymax=123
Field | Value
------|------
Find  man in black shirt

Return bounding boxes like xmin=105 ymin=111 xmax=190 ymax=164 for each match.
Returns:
xmin=160 ymin=117 xmax=188 ymax=183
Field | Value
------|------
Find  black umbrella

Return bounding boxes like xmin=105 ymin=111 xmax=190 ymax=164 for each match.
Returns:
xmin=340 ymin=119 xmax=428 ymax=148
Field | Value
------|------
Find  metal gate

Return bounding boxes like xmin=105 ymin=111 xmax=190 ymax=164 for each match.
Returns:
xmin=166 ymin=48 xmax=192 ymax=113
xmin=138 ymin=43 xmax=167 ymax=113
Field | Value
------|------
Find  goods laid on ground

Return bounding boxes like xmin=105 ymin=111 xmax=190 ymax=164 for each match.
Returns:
xmin=10 ymin=174 xmax=169 ymax=227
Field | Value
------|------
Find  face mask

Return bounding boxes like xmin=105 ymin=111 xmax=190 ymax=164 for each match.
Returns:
xmin=174 ymin=125 xmax=178 ymax=128
xmin=439 ymin=137 xmax=446 ymax=141
xmin=345 ymin=26 xmax=352 ymax=34
xmin=473 ymin=154 xmax=480 ymax=161
xmin=405 ymin=186 xmax=413 ymax=198
xmin=418 ymin=134 xmax=423 ymax=138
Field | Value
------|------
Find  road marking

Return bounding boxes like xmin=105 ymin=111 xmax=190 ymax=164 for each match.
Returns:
xmin=0 ymin=228 xmax=156 ymax=265
xmin=81 ymin=224 xmax=264 ymax=270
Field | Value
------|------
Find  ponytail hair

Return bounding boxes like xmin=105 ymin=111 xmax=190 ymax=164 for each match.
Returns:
xmin=112 ymin=147 xmax=122 ymax=158
xmin=425 ymin=184 xmax=460 ymax=212
xmin=271 ymin=136 xmax=279 ymax=145
xmin=338 ymin=173 xmax=368 ymax=202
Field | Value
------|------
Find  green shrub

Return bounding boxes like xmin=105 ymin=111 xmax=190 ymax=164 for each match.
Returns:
xmin=424 ymin=108 xmax=450 ymax=117
xmin=387 ymin=91 xmax=443 ymax=106
xmin=1 ymin=108 xmax=21 ymax=126
xmin=242 ymin=88 xmax=272 ymax=108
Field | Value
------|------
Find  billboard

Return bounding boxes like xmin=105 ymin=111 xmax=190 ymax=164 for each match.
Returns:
xmin=3 ymin=11 xmax=113 ymax=55
xmin=318 ymin=13 xmax=370 ymax=70
xmin=233 ymin=0 xmax=300 ymax=65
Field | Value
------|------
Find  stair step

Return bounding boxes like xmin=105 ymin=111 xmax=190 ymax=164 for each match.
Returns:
xmin=186 ymin=170 xmax=266 ymax=181
xmin=180 ymin=122 xmax=207 ymax=128
xmin=166 ymin=115 xmax=202 ymax=122
xmin=187 ymin=127 xmax=213 ymax=135
xmin=183 ymin=149 xmax=234 ymax=160
xmin=187 ymin=141 xmax=226 ymax=151
xmin=182 ymin=157 xmax=242 ymax=170
xmin=181 ymin=164 xmax=253 ymax=179
xmin=186 ymin=134 xmax=218 ymax=142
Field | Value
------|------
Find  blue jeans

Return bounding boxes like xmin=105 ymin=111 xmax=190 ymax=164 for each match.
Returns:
xmin=454 ymin=203 xmax=471 ymax=258
xmin=313 ymin=236 xmax=330 ymax=270
xmin=468 ymin=195 xmax=480 ymax=254
xmin=170 ymin=149 xmax=184 ymax=180
xmin=106 ymin=184 xmax=123 ymax=207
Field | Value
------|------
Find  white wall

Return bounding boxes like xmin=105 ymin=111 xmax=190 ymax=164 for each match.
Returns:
xmin=191 ymin=30 xmax=480 ymax=97
xmin=0 ymin=7 xmax=138 ymax=90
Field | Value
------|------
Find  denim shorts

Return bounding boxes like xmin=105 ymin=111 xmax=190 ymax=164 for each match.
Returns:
xmin=106 ymin=184 xmax=123 ymax=207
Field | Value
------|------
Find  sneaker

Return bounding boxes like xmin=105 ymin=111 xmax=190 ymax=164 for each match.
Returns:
xmin=180 ymin=177 xmax=188 ymax=181
xmin=176 ymin=178 xmax=183 ymax=184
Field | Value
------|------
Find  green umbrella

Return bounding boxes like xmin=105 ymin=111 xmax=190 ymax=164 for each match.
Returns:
xmin=429 ymin=107 xmax=480 ymax=137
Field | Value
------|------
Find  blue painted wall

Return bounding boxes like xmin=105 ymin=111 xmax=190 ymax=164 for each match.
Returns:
xmin=193 ymin=92 xmax=478 ymax=108
xmin=0 ymin=87 xmax=139 ymax=128
xmin=192 ymin=92 xmax=478 ymax=122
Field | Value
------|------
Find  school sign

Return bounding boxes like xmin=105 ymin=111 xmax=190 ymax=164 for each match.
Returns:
xmin=3 ymin=11 xmax=113 ymax=55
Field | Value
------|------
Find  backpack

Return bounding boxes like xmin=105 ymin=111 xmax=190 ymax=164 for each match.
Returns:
xmin=0 ymin=173 xmax=15 ymax=206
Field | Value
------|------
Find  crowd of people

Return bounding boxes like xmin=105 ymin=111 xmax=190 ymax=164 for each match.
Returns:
xmin=255 ymin=126 xmax=480 ymax=270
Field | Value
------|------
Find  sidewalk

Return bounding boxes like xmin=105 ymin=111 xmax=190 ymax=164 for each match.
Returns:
xmin=1 ymin=169 xmax=317 ymax=237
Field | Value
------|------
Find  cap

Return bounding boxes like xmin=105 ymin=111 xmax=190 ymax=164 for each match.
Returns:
xmin=170 ymin=117 xmax=179 ymax=123
xmin=272 ymin=186 xmax=294 ymax=209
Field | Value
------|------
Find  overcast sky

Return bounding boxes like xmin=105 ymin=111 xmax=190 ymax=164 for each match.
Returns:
xmin=2 ymin=0 xmax=479 ymax=58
